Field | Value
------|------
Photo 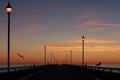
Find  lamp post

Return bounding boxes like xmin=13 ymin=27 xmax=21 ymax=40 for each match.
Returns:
xmin=70 ymin=50 xmax=72 ymax=64
xmin=51 ymin=53 xmax=52 ymax=65
xmin=82 ymin=36 xmax=85 ymax=66
xmin=6 ymin=2 xmax=12 ymax=72
xmin=66 ymin=54 xmax=68 ymax=64
xmin=44 ymin=45 xmax=46 ymax=65
xmin=53 ymin=56 xmax=55 ymax=64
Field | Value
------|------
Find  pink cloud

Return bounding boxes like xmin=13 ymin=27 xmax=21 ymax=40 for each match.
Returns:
xmin=80 ymin=20 xmax=120 ymax=27
xmin=80 ymin=20 xmax=99 ymax=27
xmin=97 ymin=23 xmax=120 ymax=27
xmin=22 ymin=18 xmax=58 ymax=32
xmin=76 ymin=9 xmax=105 ymax=19
xmin=26 ymin=24 xmax=49 ymax=32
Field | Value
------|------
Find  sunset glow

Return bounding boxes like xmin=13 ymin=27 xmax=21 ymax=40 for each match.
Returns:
xmin=0 ymin=0 xmax=120 ymax=65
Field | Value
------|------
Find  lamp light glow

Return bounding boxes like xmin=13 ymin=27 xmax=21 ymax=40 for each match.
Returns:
xmin=6 ymin=2 xmax=12 ymax=14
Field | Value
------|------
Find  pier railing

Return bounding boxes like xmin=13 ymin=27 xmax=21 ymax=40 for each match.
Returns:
xmin=65 ymin=64 xmax=120 ymax=74
xmin=0 ymin=65 xmax=43 ymax=73
xmin=65 ymin=64 xmax=120 ymax=80
xmin=84 ymin=65 xmax=120 ymax=74
xmin=1 ymin=64 xmax=120 ymax=74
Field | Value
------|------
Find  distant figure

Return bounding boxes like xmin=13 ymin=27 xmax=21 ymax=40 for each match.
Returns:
xmin=16 ymin=53 xmax=24 ymax=58
xmin=96 ymin=61 xmax=101 ymax=66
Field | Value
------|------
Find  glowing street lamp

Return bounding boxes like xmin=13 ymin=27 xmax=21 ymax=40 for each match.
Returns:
xmin=6 ymin=2 xmax=12 ymax=14
xmin=6 ymin=2 xmax=13 ymax=72
xmin=82 ymin=36 xmax=85 ymax=66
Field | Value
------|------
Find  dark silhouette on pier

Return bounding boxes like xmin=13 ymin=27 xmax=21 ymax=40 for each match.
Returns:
xmin=96 ymin=61 xmax=101 ymax=66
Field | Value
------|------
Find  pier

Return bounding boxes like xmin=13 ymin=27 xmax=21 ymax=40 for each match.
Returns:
xmin=0 ymin=64 xmax=120 ymax=80
xmin=0 ymin=1 xmax=120 ymax=80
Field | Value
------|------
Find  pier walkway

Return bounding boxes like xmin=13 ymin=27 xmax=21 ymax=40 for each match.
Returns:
xmin=21 ymin=65 xmax=97 ymax=80
xmin=0 ymin=64 xmax=120 ymax=80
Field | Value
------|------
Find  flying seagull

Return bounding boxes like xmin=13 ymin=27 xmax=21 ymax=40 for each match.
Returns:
xmin=16 ymin=53 xmax=24 ymax=58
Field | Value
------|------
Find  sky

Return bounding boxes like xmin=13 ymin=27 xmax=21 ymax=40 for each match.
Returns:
xmin=0 ymin=0 xmax=120 ymax=65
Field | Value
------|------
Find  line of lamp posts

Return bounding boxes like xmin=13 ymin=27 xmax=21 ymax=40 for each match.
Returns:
xmin=44 ymin=45 xmax=59 ymax=65
xmin=5 ymin=2 xmax=85 ymax=71
xmin=44 ymin=35 xmax=85 ymax=66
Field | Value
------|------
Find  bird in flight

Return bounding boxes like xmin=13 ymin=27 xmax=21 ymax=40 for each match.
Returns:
xmin=16 ymin=53 xmax=24 ymax=58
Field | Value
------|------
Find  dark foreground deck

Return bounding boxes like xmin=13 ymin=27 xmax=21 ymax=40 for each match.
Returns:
xmin=0 ymin=65 xmax=120 ymax=80
xmin=20 ymin=65 xmax=97 ymax=80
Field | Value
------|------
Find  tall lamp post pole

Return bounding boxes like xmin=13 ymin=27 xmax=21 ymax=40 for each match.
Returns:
xmin=70 ymin=50 xmax=72 ymax=64
xmin=53 ymin=56 xmax=55 ymax=64
xmin=44 ymin=45 xmax=46 ymax=65
xmin=6 ymin=2 xmax=13 ymax=72
xmin=51 ymin=53 xmax=52 ymax=64
xmin=82 ymin=36 xmax=85 ymax=66
xmin=66 ymin=54 xmax=68 ymax=64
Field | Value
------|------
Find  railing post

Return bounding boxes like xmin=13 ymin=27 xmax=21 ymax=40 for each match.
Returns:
xmin=109 ymin=68 xmax=112 ymax=73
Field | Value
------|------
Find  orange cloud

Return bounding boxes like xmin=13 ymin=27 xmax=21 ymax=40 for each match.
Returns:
xmin=92 ymin=45 xmax=120 ymax=51
xmin=87 ymin=45 xmax=120 ymax=51
xmin=47 ymin=45 xmax=81 ymax=50
xmin=69 ymin=38 xmax=116 ymax=44
xmin=47 ymin=45 xmax=120 ymax=52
